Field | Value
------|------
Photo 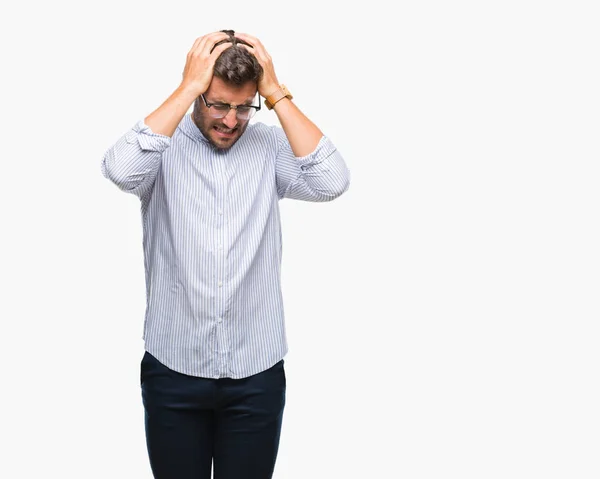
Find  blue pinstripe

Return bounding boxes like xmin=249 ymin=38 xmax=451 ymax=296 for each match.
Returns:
xmin=102 ymin=114 xmax=350 ymax=378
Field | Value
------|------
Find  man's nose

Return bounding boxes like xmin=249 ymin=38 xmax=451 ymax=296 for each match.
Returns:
xmin=222 ymin=108 xmax=239 ymax=128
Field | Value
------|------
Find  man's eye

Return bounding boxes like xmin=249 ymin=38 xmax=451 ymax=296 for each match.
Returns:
xmin=237 ymin=107 xmax=251 ymax=112
xmin=212 ymin=105 xmax=230 ymax=111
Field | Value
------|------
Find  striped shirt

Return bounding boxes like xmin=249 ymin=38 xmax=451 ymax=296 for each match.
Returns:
xmin=101 ymin=114 xmax=350 ymax=378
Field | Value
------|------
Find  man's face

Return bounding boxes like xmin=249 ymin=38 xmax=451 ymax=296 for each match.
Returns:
xmin=193 ymin=77 xmax=258 ymax=150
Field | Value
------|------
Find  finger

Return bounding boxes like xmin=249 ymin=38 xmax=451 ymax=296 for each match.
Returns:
xmin=209 ymin=41 xmax=233 ymax=58
xmin=240 ymin=44 xmax=268 ymax=67
xmin=239 ymin=40 xmax=264 ymax=57
xmin=208 ymin=32 xmax=240 ymax=54
xmin=189 ymin=36 xmax=204 ymax=53
xmin=236 ymin=33 xmax=269 ymax=60
xmin=240 ymin=44 xmax=255 ymax=54
xmin=191 ymin=32 xmax=225 ymax=52
xmin=236 ymin=34 xmax=269 ymax=55
xmin=235 ymin=32 xmax=260 ymax=46
xmin=193 ymin=32 xmax=229 ymax=56
xmin=232 ymin=33 xmax=254 ymax=48
xmin=204 ymin=30 xmax=231 ymax=44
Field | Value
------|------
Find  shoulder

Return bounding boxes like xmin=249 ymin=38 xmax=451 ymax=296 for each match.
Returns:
xmin=247 ymin=121 xmax=279 ymax=138
xmin=245 ymin=122 xmax=287 ymax=148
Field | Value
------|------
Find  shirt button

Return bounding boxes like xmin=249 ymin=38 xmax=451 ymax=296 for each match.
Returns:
xmin=217 ymin=317 xmax=223 ymax=323
xmin=218 ymin=281 xmax=223 ymax=287
xmin=218 ymin=209 xmax=223 ymax=215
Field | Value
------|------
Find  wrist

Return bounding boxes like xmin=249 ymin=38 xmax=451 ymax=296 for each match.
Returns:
xmin=264 ymin=84 xmax=293 ymax=110
xmin=264 ymin=84 xmax=281 ymax=98
xmin=178 ymin=81 xmax=204 ymax=99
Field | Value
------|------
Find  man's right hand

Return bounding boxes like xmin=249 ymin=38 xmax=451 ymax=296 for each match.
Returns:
xmin=180 ymin=32 xmax=233 ymax=96
xmin=143 ymin=32 xmax=233 ymax=137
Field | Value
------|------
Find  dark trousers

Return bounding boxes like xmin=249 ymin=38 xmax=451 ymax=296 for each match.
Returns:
xmin=140 ymin=352 xmax=286 ymax=479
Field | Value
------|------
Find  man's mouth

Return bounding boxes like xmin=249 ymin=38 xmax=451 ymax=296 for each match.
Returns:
xmin=214 ymin=125 xmax=237 ymax=137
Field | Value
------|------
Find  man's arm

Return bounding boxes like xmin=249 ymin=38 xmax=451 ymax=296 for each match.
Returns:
xmin=236 ymin=33 xmax=350 ymax=201
xmin=236 ymin=33 xmax=324 ymax=157
xmin=144 ymin=32 xmax=232 ymax=136
xmin=272 ymin=128 xmax=350 ymax=202
xmin=101 ymin=121 xmax=171 ymax=198
xmin=101 ymin=32 xmax=232 ymax=197
xmin=270 ymin=95 xmax=325 ymax=157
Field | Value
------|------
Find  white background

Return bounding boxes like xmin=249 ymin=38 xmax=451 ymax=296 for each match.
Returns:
xmin=1 ymin=0 xmax=599 ymax=478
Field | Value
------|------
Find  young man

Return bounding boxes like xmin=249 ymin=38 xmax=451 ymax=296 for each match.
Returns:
xmin=101 ymin=30 xmax=350 ymax=479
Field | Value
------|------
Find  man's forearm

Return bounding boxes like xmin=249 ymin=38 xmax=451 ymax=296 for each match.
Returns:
xmin=144 ymin=84 xmax=199 ymax=137
xmin=272 ymin=99 xmax=324 ymax=157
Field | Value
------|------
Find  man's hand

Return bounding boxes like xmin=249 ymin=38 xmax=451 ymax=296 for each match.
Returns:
xmin=143 ymin=32 xmax=232 ymax=137
xmin=235 ymin=33 xmax=281 ymax=97
xmin=181 ymin=32 xmax=233 ymax=95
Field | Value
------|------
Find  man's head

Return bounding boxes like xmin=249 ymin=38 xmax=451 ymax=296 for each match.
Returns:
xmin=192 ymin=30 xmax=263 ymax=150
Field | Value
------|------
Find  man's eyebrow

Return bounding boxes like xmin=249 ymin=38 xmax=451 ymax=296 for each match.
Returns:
xmin=211 ymin=96 xmax=257 ymax=106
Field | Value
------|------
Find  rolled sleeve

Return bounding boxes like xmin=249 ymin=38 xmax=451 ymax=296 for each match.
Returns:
xmin=101 ymin=120 xmax=171 ymax=198
xmin=275 ymin=131 xmax=351 ymax=202
xmin=130 ymin=120 xmax=172 ymax=151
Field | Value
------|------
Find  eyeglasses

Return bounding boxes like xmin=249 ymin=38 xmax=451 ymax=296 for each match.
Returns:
xmin=200 ymin=94 xmax=261 ymax=120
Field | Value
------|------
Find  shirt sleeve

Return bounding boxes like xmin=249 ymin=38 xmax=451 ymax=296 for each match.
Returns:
xmin=274 ymin=128 xmax=351 ymax=202
xmin=101 ymin=119 xmax=171 ymax=199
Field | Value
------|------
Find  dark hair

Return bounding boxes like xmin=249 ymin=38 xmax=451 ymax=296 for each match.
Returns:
xmin=211 ymin=29 xmax=263 ymax=85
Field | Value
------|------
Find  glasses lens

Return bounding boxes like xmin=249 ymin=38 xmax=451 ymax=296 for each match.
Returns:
xmin=209 ymin=105 xmax=230 ymax=119
xmin=207 ymin=105 xmax=256 ymax=120
xmin=236 ymin=107 xmax=254 ymax=120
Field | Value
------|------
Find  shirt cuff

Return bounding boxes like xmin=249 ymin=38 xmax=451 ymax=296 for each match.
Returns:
xmin=295 ymin=136 xmax=337 ymax=169
xmin=125 ymin=119 xmax=172 ymax=152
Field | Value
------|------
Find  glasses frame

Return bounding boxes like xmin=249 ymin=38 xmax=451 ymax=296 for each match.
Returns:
xmin=200 ymin=93 xmax=261 ymax=120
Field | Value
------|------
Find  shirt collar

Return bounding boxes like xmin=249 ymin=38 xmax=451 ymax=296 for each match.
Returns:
xmin=178 ymin=113 xmax=211 ymax=144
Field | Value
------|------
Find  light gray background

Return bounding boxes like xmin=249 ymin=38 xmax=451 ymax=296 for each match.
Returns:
xmin=1 ymin=0 xmax=599 ymax=478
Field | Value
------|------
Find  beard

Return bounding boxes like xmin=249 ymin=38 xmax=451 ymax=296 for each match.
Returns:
xmin=193 ymin=109 xmax=249 ymax=150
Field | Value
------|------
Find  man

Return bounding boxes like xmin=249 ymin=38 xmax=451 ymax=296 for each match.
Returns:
xmin=101 ymin=30 xmax=350 ymax=479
